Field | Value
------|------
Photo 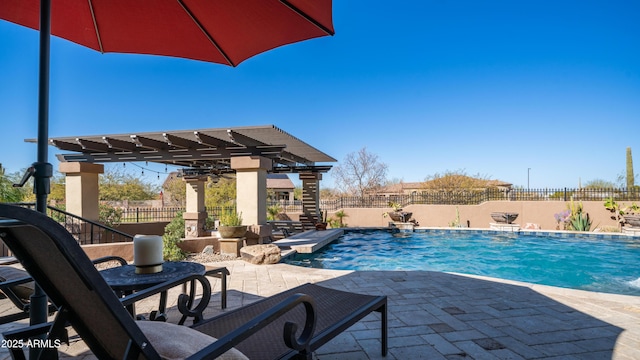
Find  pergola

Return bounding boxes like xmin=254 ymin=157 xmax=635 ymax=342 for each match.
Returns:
xmin=42 ymin=125 xmax=335 ymax=239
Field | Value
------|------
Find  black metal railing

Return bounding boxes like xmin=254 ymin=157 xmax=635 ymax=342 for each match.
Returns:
xmin=120 ymin=207 xmax=184 ymax=222
xmin=118 ymin=206 xmax=235 ymax=222
xmin=314 ymin=187 xmax=640 ymax=210
xmin=13 ymin=203 xmax=133 ymax=245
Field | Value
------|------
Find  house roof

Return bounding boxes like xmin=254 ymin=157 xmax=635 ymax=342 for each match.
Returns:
xmin=267 ymin=174 xmax=294 ymax=190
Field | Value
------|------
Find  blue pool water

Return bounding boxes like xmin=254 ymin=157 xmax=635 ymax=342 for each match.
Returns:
xmin=285 ymin=230 xmax=640 ymax=296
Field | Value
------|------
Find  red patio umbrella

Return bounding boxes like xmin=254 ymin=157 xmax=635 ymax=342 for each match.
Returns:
xmin=1 ymin=0 xmax=334 ymax=66
xmin=0 ymin=0 xmax=334 ymax=344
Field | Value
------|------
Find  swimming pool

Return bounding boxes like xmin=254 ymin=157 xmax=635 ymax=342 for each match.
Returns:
xmin=285 ymin=229 xmax=640 ymax=296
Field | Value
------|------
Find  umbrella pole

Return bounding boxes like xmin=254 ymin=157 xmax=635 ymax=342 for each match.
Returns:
xmin=29 ymin=0 xmax=53 ymax=357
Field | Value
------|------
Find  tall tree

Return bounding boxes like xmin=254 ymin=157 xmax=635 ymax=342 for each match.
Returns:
xmin=332 ymin=147 xmax=388 ymax=196
xmin=627 ymin=147 xmax=635 ymax=188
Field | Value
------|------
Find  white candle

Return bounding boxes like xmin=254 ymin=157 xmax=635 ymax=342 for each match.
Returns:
xmin=133 ymin=235 xmax=164 ymax=274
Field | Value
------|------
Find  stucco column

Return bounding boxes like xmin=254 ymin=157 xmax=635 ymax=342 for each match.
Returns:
xmin=300 ymin=172 xmax=322 ymax=224
xmin=59 ymin=162 xmax=104 ymax=221
xmin=231 ymin=156 xmax=271 ymax=226
xmin=183 ymin=176 xmax=207 ymax=238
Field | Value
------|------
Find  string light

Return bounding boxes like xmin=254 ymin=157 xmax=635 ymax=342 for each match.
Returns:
xmin=126 ymin=162 xmax=172 ymax=179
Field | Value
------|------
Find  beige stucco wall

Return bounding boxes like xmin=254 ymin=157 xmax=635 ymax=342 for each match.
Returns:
xmin=287 ymin=201 xmax=618 ymax=231
xmin=82 ymin=242 xmax=134 ymax=262
xmin=117 ymin=222 xmax=169 ymax=237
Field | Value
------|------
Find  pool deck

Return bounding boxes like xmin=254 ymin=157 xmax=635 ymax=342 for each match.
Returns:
xmin=2 ymin=260 xmax=638 ymax=359
xmin=1 ymin=229 xmax=639 ymax=359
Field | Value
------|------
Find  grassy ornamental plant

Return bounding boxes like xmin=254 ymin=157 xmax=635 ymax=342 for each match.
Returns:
xmin=219 ymin=207 xmax=243 ymax=226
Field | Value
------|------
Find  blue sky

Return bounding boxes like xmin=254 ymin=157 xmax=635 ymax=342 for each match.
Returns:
xmin=1 ymin=1 xmax=639 ymax=190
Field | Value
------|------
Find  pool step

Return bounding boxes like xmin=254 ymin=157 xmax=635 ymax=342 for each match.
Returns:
xmin=273 ymin=229 xmax=344 ymax=255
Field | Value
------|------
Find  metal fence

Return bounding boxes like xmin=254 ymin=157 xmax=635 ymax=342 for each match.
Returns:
xmin=119 ymin=206 xmax=235 ymax=222
xmin=104 ymin=187 xmax=640 ymax=222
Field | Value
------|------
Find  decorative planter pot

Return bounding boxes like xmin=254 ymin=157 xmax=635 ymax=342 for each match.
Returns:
xmin=218 ymin=225 xmax=247 ymax=238
xmin=490 ymin=212 xmax=519 ymax=224
xmin=624 ymin=215 xmax=640 ymax=228
xmin=388 ymin=211 xmax=412 ymax=222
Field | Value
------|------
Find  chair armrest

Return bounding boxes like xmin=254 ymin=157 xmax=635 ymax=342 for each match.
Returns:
xmin=0 ymin=256 xmax=19 ymax=265
xmin=188 ymin=293 xmax=316 ymax=359
xmin=0 ymin=275 xmax=34 ymax=288
xmin=91 ymin=256 xmax=127 ymax=266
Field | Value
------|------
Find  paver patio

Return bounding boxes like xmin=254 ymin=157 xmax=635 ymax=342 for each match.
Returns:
xmin=1 ymin=260 xmax=639 ymax=359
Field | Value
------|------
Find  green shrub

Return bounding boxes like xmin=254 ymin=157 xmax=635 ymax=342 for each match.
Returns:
xmin=163 ymin=211 xmax=186 ymax=261
xmin=99 ymin=203 xmax=122 ymax=228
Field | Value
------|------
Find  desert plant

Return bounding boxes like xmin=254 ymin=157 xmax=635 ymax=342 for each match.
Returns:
xmin=567 ymin=199 xmax=591 ymax=231
xmin=604 ymin=197 xmax=639 ymax=229
xmin=449 ymin=206 xmax=461 ymax=227
xmin=266 ymin=204 xmax=282 ymax=221
xmin=553 ymin=209 xmax=571 ymax=230
xmin=333 ymin=210 xmax=348 ymax=227
xmin=627 ymin=147 xmax=635 ymax=188
xmin=388 ymin=202 xmax=402 ymax=211
xmin=570 ymin=212 xmax=592 ymax=232
xmin=321 ymin=210 xmax=328 ymax=223
xmin=162 ymin=211 xmax=186 ymax=261
xmin=219 ymin=207 xmax=243 ymax=226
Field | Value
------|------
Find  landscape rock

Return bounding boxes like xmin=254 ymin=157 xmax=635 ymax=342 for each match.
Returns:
xmin=240 ymin=244 xmax=281 ymax=265
xmin=201 ymin=245 xmax=215 ymax=255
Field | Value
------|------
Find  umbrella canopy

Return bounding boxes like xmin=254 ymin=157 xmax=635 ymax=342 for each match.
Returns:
xmin=0 ymin=0 xmax=334 ymax=66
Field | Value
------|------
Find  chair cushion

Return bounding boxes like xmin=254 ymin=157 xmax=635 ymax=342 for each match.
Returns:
xmin=0 ymin=266 xmax=34 ymax=300
xmin=137 ymin=321 xmax=249 ymax=360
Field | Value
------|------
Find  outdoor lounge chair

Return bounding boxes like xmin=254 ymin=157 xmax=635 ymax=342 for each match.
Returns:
xmin=0 ymin=204 xmax=387 ymax=359
xmin=0 ymin=255 xmax=127 ymax=325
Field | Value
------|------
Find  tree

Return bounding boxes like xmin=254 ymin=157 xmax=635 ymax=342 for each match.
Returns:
xmin=0 ymin=165 xmax=30 ymax=203
xmin=332 ymin=147 xmax=388 ymax=196
xmin=583 ymin=179 xmax=617 ymax=188
xmin=48 ymin=173 xmax=66 ymax=202
xmin=162 ymin=173 xmax=186 ymax=206
xmin=421 ymin=170 xmax=493 ymax=190
xmin=99 ymin=167 xmax=160 ymax=201
xmin=205 ymin=177 xmax=236 ymax=208
xmin=627 ymin=147 xmax=635 ymax=188
xmin=319 ymin=187 xmax=341 ymax=200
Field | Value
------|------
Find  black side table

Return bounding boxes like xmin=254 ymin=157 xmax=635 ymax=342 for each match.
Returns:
xmin=101 ymin=261 xmax=208 ymax=321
